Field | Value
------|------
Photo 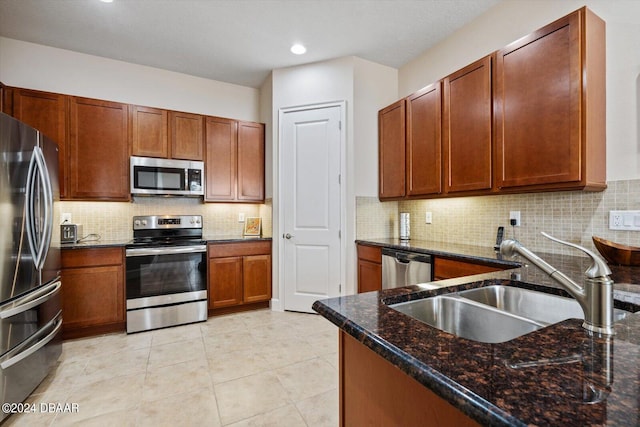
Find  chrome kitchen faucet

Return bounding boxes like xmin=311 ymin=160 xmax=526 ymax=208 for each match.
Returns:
xmin=500 ymin=232 xmax=615 ymax=335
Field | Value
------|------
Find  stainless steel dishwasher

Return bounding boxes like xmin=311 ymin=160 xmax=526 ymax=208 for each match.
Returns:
xmin=381 ymin=248 xmax=433 ymax=289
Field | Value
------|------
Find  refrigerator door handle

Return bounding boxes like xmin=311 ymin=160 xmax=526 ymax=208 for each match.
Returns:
xmin=24 ymin=145 xmax=53 ymax=271
xmin=0 ymin=315 xmax=62 ymax=370
xmin=0 ymin=281 xmax=62 ymax=319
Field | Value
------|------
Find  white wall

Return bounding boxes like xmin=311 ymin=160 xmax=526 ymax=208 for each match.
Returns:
xmin=0 ymin=37 xmax=260 ymax=121
xmin=353 ymin=58 xmax=398 ymax=198
xmin=399 ymin=0 xmax=640 ymax=182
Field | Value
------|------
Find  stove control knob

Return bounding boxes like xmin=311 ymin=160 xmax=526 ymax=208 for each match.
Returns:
xmin=195 ymin=217 xmax=201 ymax=225
xmin=190 ymin=218 xmax=195 ymax=224
xmin=141 ymin=220 xmax=148 ymax=226
xmin=134 ymin=220 xmax=141 ymax=227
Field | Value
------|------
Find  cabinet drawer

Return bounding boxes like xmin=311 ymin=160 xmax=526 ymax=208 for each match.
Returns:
xmin=434 ymin=257 xmax=502 ymax=280
xmin=208 ymin=241 xmax=271 ymax=258
xmin=357 ymin=244 xmax=382 ymax=264
xmin=61 ymin=247 xmax=124 ymax=268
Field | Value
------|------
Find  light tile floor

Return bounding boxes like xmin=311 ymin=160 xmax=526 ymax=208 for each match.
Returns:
xmin=4 ymin=310 xmax=339 ymax=427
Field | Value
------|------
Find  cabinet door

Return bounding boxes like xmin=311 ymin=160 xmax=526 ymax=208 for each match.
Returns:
xmin=68 ymin=97 xmax=130 ymax=200
xmin=12 ymin=89 xmax=69 ymax=198
xmin=444 ymin=56 xmax=493 ymax=194
xmin=378 ymin=100 xmax=406 ymax=200
xmin=406 ymin=82 xmax=442 ymax=197
xmin=358 ymin=259 xmax=382 ymax=293
xmin=237 ymin=121 xmax=265 ymax=202
xmin=208 ymin=256 xmax=243 ymax=309
xmin=205 ymin=116 xmax=237 ymax=201
xmin=433 ymin=258 xmax=502 ymax=280
xmin=243 ymin=254 xmax=271 ymax=303
xmin=170 ymin=111 xmax=203 ymax=160
xmin=495 ymin=11 xmax=582 ymax=189
xmin=61 ymin=265 xmax=125 ymax=330
xmin=131 ymin=105 xmax=168 ymax=158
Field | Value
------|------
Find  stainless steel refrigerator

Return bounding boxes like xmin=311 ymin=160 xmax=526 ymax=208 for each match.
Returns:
xmin=0 ymin=112 xmax=62 ymax=418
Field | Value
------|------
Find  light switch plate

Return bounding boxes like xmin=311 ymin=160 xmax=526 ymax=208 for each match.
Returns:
xmin=238 ymin=213 xmax=245 ymax=223
xmin=425 ymin=212 xmax=432 ymax=224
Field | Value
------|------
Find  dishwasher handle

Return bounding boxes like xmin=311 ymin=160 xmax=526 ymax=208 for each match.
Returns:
xmin=382 ymin=248 xmax=431 ymax=264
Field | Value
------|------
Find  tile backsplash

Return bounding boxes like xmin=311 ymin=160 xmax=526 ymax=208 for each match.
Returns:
xmin=58 ymin=197 xmax=273 ymax=241
xmin=356 ymin=179 xmax=640 ymax=255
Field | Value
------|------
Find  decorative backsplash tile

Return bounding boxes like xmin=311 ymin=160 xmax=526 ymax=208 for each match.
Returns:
xmin=57 ymin=197 xmax=270 ymax=241
xmin=357 ymin=179 xmax=640 ymax=256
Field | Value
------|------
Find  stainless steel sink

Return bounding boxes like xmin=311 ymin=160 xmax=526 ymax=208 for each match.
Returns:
xmin=390 ymin=295 xmax=543 ymax=344
xmin=458 ymin=285 xmax=630 ymax=324
xmin=389 ymin=285 xmax=630 ymax=344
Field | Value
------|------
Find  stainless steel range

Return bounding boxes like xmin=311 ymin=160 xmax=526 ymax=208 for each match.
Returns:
xmin=125 ymin=215 xmax=207 ymax=333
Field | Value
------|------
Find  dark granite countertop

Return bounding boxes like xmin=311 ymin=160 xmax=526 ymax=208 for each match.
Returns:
xmin=59 ymin=236 xmax=272 ymax=249
xmin=314 ymin=240 xmax=640 ymax=425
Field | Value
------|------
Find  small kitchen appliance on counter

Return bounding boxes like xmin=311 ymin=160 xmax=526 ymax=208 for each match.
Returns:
xmin=125 ymin=215 xmax=207 ymax=333
xmin=60 ymin=224 xmax=83 ymax=243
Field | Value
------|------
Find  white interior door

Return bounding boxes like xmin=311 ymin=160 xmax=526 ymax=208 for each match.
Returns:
xmin=281 ymin=104 xmax=343 ymax=313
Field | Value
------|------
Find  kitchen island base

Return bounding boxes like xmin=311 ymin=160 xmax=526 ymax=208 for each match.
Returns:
xmin=340 ymin=331 xmax=478 ymax=426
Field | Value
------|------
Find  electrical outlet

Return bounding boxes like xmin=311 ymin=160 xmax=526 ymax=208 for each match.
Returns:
xmin=61 ymin=213 xmax=72 ymax=224
xmin=509 ymin=211 xmax=521 ymax=227
xmin=238 ymin=212 xmax=245 ymax=223
xmin=609 ymin=210 xmax=640 ymax=230
xmin=425 ymin=211 xmax=432 ymax=224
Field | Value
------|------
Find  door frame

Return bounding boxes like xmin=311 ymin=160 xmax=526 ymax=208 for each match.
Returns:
xmin=274 ymin=101 xmax=347 ymax=311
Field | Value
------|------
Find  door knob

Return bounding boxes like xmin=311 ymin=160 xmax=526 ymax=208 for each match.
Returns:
xmin=284 ymin=233 xmax=294 ymax=239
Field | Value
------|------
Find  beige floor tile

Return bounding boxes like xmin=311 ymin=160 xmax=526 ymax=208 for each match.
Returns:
xmin=147 ymin=337 xmax=206 ymax=370
xmin=3 ymin=385 xmax=71 ymax=427
xmin=305 ymin=329 xmax=338 ymax=356
xmin=249 ymin=323 xmax=302 ymax=343
xmin=60 ymin=336 xmax=106 ymax=363
xmin=34 ymin=358 xmax=87 ymax=394
xmin=257 ymin=337 xmax=317 ymax=370
xmin=214 ymin=372 xmax=290 ymax=425
xmin=296 ymin=388 xmax=339 ymax=427
xmin=99 ymin=330 xmax=153 ymax=353
xmin=56 ymin=372 xmax=144 ymax=423
xmin=276 ymin=358 xmax=337 ymax=401
xmin=201 ymin=315 xmax=249 ymax=336
xmin=320 ymin=351 xmax=339 ymax=370
xmin=143 ymin=359 xmax=212 ymax=402
xmin=151 ymin=322 xmax=203 ymax=347
xmin=207 ymin=349 xmax=272 ymax=384
xmin=76 ymin=347 xmax=150 ymax=385
xmin=55 ymin=407 xmax=137 ymax=427
xmin=137 ymin=388 xmax=221 ymax=427
xmin=226 ymin=404 xmax=307 ymax=427
xmin=202 ymin=330 xmax=255 ymax=355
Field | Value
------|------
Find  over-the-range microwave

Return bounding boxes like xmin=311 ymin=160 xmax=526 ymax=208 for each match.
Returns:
xmin=130 ymin=156 xmax=204 ymax=196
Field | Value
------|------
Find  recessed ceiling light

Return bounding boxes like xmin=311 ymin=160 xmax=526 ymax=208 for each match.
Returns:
xmin=100 ymin=0 xmax=114 ymax=3
xmin=290 ymin=44 xmax=306 ymax=55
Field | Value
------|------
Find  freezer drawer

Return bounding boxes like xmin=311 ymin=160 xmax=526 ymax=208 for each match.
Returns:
xmin=381 ymin=249 xmax=432 ymax=289
xmin=0 ymin=280 xmax=61 ymax=355
xmin=0 ymin=313 xmax=62 ymax=420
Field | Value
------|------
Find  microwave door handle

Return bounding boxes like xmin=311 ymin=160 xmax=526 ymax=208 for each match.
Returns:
xmin=184 ymin=168 xmax=188 ymax=191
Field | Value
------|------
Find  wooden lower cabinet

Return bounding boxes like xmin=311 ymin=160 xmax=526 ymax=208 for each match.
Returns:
xmin=356 ymin=244 xmax=382 ymax=293
xmin=434 ymin=257 xmax=504 ymax=280
xmin=208 ymin=241 xmax=271 ymax=314
xmin=61 ymin=248 xmax=125 ymax=339
xmin=340 ymin=331 xmax=479 ymax=426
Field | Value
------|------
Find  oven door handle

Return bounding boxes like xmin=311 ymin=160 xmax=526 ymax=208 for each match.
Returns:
xmin=126 ymin=245 xmax=207 ymax=257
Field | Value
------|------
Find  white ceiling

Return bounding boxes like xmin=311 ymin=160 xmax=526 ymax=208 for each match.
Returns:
xmin=0 ymin=0 xmax=501 ymax=88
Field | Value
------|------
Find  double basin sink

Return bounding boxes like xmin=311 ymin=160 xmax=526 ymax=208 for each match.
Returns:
xmin=390 ymin=286 xmax=628 ymax=344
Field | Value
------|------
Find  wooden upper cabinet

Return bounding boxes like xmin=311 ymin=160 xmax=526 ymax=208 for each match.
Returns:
xmin=237 ymin=121 xmax=265 ymax=202
xmin=495 ymin=7 xmax=606 ymax=192
xmin=11 ymin=89 xmax=69 ymax=198
xmin=406 ymin=82 xmax=442 ymax=197
xmin=169 ymin=111 xmax=203 ymax=160
xmin=444 ymin=56 xmax=493 ymax=194
xmin=131 ymin=105 xmax=168 ymax=158
xmin=205 ymin=116 xmax=265 ymax=203
xmin=205 ymin=116 xmax=237 ymax=201
xmin=378 ymin=99 xmax=406 ymax=200
xmin=68 ymin=97 xmax=130 ymax=201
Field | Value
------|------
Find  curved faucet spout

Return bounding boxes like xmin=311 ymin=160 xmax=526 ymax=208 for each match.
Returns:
xmin=500 ymin=233 xmax=615 ymax=335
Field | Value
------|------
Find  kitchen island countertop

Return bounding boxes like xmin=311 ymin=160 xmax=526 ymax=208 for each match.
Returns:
xmin=315 ymin=240 xmax=640 ymax=425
